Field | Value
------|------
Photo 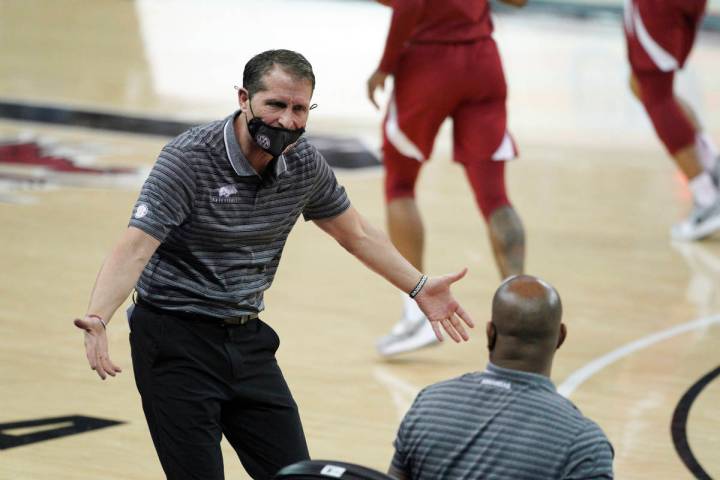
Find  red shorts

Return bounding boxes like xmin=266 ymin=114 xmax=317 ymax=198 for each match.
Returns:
xmin=382 ymin=38 xmax=516 ymax=167
xmin=624 ymin=0 xmax=706 ymax=73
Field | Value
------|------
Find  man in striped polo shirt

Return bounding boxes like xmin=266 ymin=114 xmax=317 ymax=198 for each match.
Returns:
xmin=72 ymin=49 xmax=475 ymax=480
xmin=389 ymin=275 xmax=614 ymax=479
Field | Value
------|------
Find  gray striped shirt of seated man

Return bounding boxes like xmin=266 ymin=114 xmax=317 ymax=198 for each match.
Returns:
xmin=389 ymin=275 xmax=614 ymax=480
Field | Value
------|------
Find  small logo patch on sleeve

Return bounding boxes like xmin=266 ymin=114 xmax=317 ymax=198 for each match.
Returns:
xmin=134 ymin=204 xmax=149 ymax=219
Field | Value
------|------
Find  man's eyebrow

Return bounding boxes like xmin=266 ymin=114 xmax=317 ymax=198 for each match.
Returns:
xmin=264 ymin=98 xmax=310 ymax=110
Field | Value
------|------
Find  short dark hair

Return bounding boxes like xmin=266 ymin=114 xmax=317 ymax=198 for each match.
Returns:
xmin=243 ymin=49 xmax=316 ymax=98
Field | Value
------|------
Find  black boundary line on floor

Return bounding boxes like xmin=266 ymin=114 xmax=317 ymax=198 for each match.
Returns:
xmin=0 ymin=100 xmax=382 ymax=169
xmin=0 ymin=101 xmax=194 ymax=137
xmin=670 ymin=365 xmax=720 ymax=480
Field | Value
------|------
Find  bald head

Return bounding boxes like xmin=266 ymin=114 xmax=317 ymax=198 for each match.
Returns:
xmin=488 ymin=275 xmax=565 ymax=374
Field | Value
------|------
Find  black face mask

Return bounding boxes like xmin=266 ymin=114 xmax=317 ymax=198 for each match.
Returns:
xmin=246 ymin=104 xmax=305 ymax=157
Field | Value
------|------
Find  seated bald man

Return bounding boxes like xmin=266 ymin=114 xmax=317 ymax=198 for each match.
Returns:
xmin=388 ymin=275 xmax=614 ymax=480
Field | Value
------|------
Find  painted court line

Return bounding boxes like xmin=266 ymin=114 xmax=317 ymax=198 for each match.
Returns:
xmin=558 ymin=315 xmax=720 ymax=398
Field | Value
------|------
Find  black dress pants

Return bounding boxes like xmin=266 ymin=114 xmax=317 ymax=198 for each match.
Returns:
xmin=129 ymin=301 xmax=309 ymax=480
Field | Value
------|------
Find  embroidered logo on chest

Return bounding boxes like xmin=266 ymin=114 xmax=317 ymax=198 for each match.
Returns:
xmin=211 ymin=184 xmax=245 ymax=204
xmin=218 ymin=185 xmax=238 ymax=197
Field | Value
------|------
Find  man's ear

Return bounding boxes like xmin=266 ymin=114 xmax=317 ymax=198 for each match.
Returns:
xmin=556 ymin=323 xmax=567 ymax=350
xmin=236 ymin=87 xmax=250 ymax=113
xmin=486 ymin=322 xmax=496 ymax=351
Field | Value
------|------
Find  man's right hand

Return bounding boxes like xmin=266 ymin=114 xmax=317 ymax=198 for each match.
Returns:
xmin=73 ymin=315 xmax=122 ymax=380
xmin=367 ymin=69 xmax=389 ymax=110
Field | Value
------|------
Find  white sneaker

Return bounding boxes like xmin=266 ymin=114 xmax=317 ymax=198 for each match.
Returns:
xmin=376 ymin=316 xmax=440 ymax=357
xmin=671 ymin=198 xmax=720 ymax=241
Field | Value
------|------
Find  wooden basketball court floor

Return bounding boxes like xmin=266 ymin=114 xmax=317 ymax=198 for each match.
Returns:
xmin=1 ymin=1 xmax=719 ymax=479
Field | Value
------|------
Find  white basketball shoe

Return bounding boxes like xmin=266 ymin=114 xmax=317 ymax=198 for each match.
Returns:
xmin=671 ymin=197 xmax=720 ymax=241
xmin=376 ymin=296 xmax=440 ymax=357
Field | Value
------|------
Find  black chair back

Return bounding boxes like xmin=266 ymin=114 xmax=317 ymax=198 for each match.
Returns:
xmin=274 ymin=459 xmax=395 ymax=480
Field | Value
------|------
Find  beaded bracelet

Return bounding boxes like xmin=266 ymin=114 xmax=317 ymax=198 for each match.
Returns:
xmin=409 ymin=274 xmax=428 ymax=299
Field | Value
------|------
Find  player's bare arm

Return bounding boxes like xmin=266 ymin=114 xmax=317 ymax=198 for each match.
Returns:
xmin=313 ymin=206 xmax=474 ymax=342
xmin=368 ymin=0 xmax=424 ymax=110
xmin=73 ymin=226 xmax=160 ymax=380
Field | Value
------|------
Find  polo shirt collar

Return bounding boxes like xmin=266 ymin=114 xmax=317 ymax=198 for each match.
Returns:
xmin=224 ymin=110 xmax=288 ymax=178
xmin=485 ymin=362 xmax=556 ymax=391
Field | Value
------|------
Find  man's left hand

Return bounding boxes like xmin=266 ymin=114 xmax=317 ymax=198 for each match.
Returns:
xmin=414 ymin=268 xmax=475 ymax=342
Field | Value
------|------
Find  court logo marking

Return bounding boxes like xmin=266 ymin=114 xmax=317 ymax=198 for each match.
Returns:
xmin=0 ymin=139 xmax=143 ymax=204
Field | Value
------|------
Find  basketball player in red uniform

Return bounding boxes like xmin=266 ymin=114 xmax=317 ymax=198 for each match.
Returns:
xmin=368 ymin=0 xmax=527 ymax=356
xmin=625 ymin=0 xmax=720 ymax=240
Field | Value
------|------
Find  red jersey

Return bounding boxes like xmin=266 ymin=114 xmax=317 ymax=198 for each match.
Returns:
xmin=378 ymin=0 xmax=494 ymax=73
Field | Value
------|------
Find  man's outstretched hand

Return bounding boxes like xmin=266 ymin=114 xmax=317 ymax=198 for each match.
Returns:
xmin=414 ymin=268 xmax=475 ymax=342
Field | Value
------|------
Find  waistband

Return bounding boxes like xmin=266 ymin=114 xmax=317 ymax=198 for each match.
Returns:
xmin=135 ymin=295 xmax=259 ymax=326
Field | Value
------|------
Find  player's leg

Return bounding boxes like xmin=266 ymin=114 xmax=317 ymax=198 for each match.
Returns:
xmin=385 ymin=153 xmax=424 ymax=271
xmin=489 ymin=205 xmax=524 ymax=278
xmin=457 ymin=130 xmax=524 ymax=279
xmin=464 ymin=160 xmax=524 ymax=278
xmin=633 ymin=70 xmax=720 ymax=240
xmin=377 ymin=142 xmax=438 ymax=357
xmin=638 ymin=71 xmax=701 ymax=179
xmin=453 ymin=39 xmax=525 ymax=279
xmin=630 ymin=74 xmax=718 ymax=175
xmin=626 ymin=0 xmax=720 ymax=239
xmin=671 ymin=1 xmax=720 ymax=173
xmin=672 ymin=95 xmax=719 ymax=174
xmin=377 ymin=44 xmax=456 ymax=357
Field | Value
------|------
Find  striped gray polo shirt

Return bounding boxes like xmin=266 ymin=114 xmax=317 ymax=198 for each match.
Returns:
xmin=392 ymin=362 xmax=614 ymax=480
xmin=129 ymin=111 xmax=350 ymax=317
